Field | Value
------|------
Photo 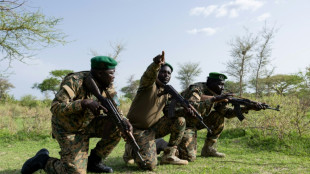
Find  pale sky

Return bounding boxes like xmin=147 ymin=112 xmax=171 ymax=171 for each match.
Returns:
xmin=3 ymin=0 xmax=310 ymax=99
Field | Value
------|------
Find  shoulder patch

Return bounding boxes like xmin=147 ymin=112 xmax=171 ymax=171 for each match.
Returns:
xmin=62 ymin=85 xmax=75 ymax=99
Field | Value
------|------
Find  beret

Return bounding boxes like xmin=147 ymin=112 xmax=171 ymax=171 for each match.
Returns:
xmin=208 ymin=72 xmax=227 ymax=81
xmin=91 ymin=56 xmax=117 ymax=70
xmin=162 ymin=62 xmax=173 ymax=72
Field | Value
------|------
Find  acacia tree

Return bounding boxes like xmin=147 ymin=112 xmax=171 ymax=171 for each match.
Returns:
xmin=0 ymin=77 xmax=14 ymax=100
xmin=120 ymin=75 xmax=139 ymax=100
xmin=0 ymin=0 xmax=67 ymax=68
xmin=260 ymin=74 xmax=304 ymax=95
xmin=225 ymin=29 xmax=258 ymax=97
xmin=33 ymin=70 xmax=73 ymax=95
xmin=252 ymin=24 xmax=276 ymax=97
xmin=176 ymin=62 xmax=202 ymax=91
xmin=90 ymin=41 xmax=125 ymax=61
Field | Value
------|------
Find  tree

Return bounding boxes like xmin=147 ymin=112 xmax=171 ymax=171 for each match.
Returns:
xmin=120 ymin=75 xmax=139 ymax=100
xmin=0 ymin=0 xmax=67 ymax=68
xmin=176 ymin=62 xmax=202 ymax=91
xmin=90 ymin=41 xmax=125 ymax=61
xmin=224 ymin=80 xmax=243 ymax=94
xmin=225 ymin=29 xmax=258 ymax=96
xmin=260 ymin=74 xmax=304 ymax=95
xmin=0 ymin=77 xmax=14 ymax=100
xmin=251 ymin=23 xmax=276 ymax=97
xmin=33 ymin=69 xmax=73 ymax=95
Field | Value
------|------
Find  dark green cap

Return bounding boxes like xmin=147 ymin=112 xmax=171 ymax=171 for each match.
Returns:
xmin=162 ymin=62 xmax=173 ymax=72
xmin=91 ymin=56 xmax=117 ymax=70
xmin=208 ymin=72 xmax=227 ymax=81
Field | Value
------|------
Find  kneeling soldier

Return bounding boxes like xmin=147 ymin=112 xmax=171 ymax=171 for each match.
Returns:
xmin=123 ymin=51 xmax=188 ymax=171
xmin=21 ymin=56 xmax=132 ymax=174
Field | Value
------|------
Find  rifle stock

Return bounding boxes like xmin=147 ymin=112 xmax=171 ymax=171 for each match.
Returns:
xmin=85 ymin=75 xmax=146 ymax=166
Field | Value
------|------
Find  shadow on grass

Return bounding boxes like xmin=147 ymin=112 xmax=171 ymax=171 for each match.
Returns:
xmin=212 ymin=159 xmax=302 ymax=166
xmin=218 ymin=128 xmax=310 ymax=157
xmin=104 ymin=156 xmax=150 ymax=173
xmin=0 ymin=169 xmax=21 ymax=174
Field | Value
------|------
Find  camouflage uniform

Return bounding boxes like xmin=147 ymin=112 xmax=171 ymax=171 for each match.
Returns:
xmin=44 ymin=71 xmax=122 ymax=174
xmin=178 ymin=82 xmax=249 ymax=161
xmin=125 ymin=62 xmax=186 ymax=170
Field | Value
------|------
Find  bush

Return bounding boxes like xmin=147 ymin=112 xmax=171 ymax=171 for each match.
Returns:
xmin=225 ymin=94 xmax=310 ymax=139
xmin=19 ymin=94 xmax=41 ymax=108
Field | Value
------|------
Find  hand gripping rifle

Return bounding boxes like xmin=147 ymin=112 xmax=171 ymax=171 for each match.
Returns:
xmin=85 ymin=75 xmax=146 ymax=166
xmin=157 ymin=79 xmax=212 ymax=134
xmin=228 ymin=97 xmax=280 ymax=121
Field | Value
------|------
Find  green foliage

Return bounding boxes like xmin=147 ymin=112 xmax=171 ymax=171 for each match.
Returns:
xmin=0 ymin=0 xmax=68 ymax=67
xmin=19 ymin=94 xmax=40 ymax=108
xmin=225 ymin=94 xmax=310 ymax=138
xmin=224 ymin=80 xmax=245 ymax=94
xmin=33 ymin=69 xmax=73 ymax=95
xmin=120 ymin=75 xmax=139 ymax=100
xmin=0 ymin=77 xmax=14 ymax=101
xmin=260 ymin=74 xmax=304 ymax=95
xmin=176 ymin=62 xmax=202 ymax=90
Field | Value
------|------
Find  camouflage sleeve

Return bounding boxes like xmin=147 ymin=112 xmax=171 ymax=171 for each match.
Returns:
xmin=138 ymin=62 xmax=160 ymax=90
xmin=50 ymin=76 xmax=83 ymax=117
xmin=186 ymin=86 xmax=213 ymax=114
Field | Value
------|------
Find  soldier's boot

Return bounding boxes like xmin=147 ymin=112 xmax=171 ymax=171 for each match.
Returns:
xmin=21 ymin=148 xmax=50 ymax=174
xmin=87 ymin=150 xmax=113 ymax=173
xmin=123 ymin=143 xmax=135 ymax=165
xmin=160 ymin=146 xmax=188 ymax=165
xmin=201 ymin=139 xmax=225 ymax=158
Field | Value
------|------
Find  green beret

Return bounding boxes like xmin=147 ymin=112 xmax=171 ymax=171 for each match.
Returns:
xmin=162 ymin=63 xmax=173 ymax=72
xmin=208 ymin=72 xmax=227 ymax=81
xmin=91 ymin=56 xmax=117 ymax=70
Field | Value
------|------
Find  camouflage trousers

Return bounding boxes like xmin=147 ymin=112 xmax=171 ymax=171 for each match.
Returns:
xmin=44 ymin=116 xmax=121 ymax=174
xmin=178 ymin=111 xmax=225 ymax=161
xmin=124 ymin=116 xmax=186 ymax=170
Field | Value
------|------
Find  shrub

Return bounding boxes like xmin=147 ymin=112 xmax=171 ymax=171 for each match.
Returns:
xmin=19 ymin=95 xmax=40 ymax=108
xmin=225 ymin=94 xmax=310 ymax=139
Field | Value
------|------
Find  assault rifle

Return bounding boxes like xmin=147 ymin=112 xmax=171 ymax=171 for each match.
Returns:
xmin=227 ymin=96 xmax=280 ymax=121
xmin=85 ymin=75 xmax=146 ymax=166
xmin=158 ymin=82 xmax=212 ymax=134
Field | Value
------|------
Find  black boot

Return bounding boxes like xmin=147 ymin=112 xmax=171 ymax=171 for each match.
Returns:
xmin=21 ymin=148 xmax=50 ymax=174
xmin=87 ymin=150 xmax=113 ymax=173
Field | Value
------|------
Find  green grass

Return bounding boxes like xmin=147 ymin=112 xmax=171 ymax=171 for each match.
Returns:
xmin=1 ymin=128 xmax=309 ymax=174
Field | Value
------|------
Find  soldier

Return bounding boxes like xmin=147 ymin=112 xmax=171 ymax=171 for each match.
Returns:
xmin=122 ymin=51 xmax=188 ymax=171
xmin=175 ymin=72 xmax=266 ymax=161
xmin=21 ymin=56 xmax=132 ymax=174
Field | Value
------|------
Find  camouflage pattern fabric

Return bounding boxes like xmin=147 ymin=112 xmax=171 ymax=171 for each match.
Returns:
xmin=44 ymin=71 xmax=122 ymax=174
xmin=177 ymin=82 xmax=249 ymax=161
xmin=128 ymin=116 xmax=186 ymax=170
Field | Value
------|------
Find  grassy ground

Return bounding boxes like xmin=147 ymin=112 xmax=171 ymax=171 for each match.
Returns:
xmin=1 ymin=129 xmax=309 ymax=174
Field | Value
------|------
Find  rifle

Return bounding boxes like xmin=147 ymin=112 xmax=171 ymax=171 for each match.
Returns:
xmin=159 ymin=83 xmax=212 ymax=134
xmin=228 ymin=97 xmax=280 ymax=121
xmin=85 ymin=75 xmax=146 ymax=166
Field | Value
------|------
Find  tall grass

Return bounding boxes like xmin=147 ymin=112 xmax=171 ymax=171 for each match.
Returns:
xmin=225 ymin=94 xmax=310 ymax=139
xmin=0 ymin=94 xmax=309 ymax=143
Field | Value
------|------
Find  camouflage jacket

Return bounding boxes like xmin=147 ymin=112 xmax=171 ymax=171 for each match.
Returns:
xmin=50 ymin=71 xmax=122 ymax=133
xmin=180 ymin=82 xmax=249 ymax=127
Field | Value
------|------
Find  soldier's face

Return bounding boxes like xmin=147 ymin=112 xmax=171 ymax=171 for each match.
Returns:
xmin=209 ymin=80 xmax=225 ymax=95
xmin=158 ymin=65 xmax=172 ymax=84
xmin=93 ymin=69 xmax=115 ymax=87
